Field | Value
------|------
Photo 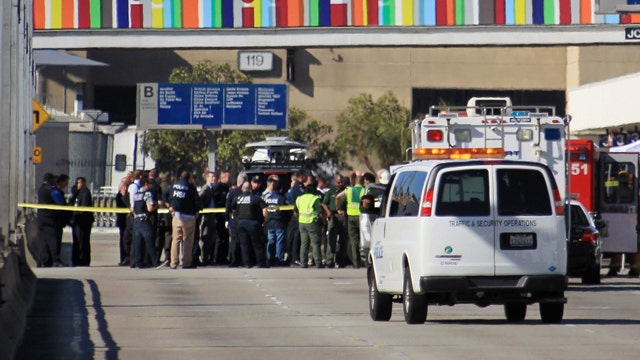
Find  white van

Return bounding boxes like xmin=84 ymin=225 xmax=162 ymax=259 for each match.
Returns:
xmin=368 ymin=159 xmax=567 ymax=324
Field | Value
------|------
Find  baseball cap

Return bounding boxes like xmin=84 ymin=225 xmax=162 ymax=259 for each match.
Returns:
xmin=251 ymin=175 xmax=261 ymax=182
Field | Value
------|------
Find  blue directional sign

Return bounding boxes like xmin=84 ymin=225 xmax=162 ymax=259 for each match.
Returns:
xmin=137 ymin=83 xmax=288 ymax=130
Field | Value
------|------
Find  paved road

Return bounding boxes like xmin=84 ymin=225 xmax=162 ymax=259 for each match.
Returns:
xmin=14 ymin=228 xmax=640 ymax=360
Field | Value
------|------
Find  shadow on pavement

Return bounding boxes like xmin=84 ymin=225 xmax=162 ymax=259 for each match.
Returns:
xmin=15 ymin=278 xmax=119 ymax=360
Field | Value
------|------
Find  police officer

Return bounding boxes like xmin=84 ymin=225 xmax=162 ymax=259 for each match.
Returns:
xmin=168 ymin=171 xmax=202 ymax=269
xmin=147 ymin=169 xmax=164 ymax=264
xmin=132 ymin=178 xmax=159 ymax=268
xmin=36 ymin=173 xmax=57 ymax=267
xmin=286 ymin=170 xmax=308 ymax=265
xmin=296 ymin=181 xmax=325 ymax=269
xmin=51 ymin=174 xmax=71 ymax=267
xmin=226 ymin=173 xmax=248 ymax=267
xmin=263 ymin=176 xmax=287 ymax=266
xmin=198 ymin=171 xmax=218 ymax=265
xmin=336 ymin=174 xmax=364 ymax=268
xmin=323 ymin=174 xmax=348 ymax=268
xmin=115 ymin=175 xmax=132 ymax=266
xmin=211 ymin=171 xmax=231 ymax=265
xmin=231 ymin=181 xmax=268 ymax=268
xmin=69 ymin=177 xmax=94 ymax=267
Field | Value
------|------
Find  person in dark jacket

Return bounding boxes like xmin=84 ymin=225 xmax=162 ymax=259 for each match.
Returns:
xmin=50 ymin=174 xmax=70 ymax=267
xmin=211 ymin=171 xmax=231 ymax=265
xmin=263 ymin=176 xmax=287 ymax=266
xmin=226 ymin=173 xmax=248 ymax=267
xmin=36 ymin=173 xmax=57 ymax=267
xmin=231 ymin=181 xmax=269 ymax=268
xmin=115 ymin=174 xmax=132 ymax=266
xmin=132 ymin=177 xmax=159 ymax=268
xmin=168 ymin=171 xmax=202 ymax=269
xmin=198 ymin=171 xmax=218 ymax=266
xmin=69 ymin=177 xmax=94 ymax=266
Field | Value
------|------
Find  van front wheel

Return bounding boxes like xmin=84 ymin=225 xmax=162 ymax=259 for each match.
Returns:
xmin=403 ymin=269 xmax=427 ymax=324
xmin=368 ymin=267 xmax=392 ymax=321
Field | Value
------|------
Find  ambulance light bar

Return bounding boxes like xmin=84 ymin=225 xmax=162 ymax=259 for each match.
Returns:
xmin=413 ymin=147 xmax=506 ymax=160
xmin=511 ymin=111 xmax=529 ymax=116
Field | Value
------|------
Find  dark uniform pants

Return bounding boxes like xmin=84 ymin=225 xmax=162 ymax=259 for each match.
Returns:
xmin=134 ymin=218 xmax=158 ymax=268
xmin=37 ymin=222 xmax=59 ymax=267
xmin=122 ymin=214 xmax=134 ymax=265
xmin=71 ymin=220 xmax=92 ymax=266
xmin=326 ymin=213 xmax=348 ymax=267
xmin=299 ymin=222 xmax=322 ymax=267
xmin=214 ymin=214 xmax=230 ymax=265
xmin=347 ymin=215 xmax=361 ymax=268
xmin=237 ymin=219 xmax=267 ymax=267
xmin=287 ymin=215 xmax=301 ymax=263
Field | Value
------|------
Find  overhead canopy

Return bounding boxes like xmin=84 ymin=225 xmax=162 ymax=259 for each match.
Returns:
xmin=568 ymin=72 xmax=640 ymax=132
xmin=609 ymin=141 xmax=640 ymax=153
xmin=34 ymin=50 xmax=107 ymax=67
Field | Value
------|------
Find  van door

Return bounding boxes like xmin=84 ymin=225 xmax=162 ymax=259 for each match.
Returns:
xmin=429 ymin=166 xmax=494 ymax=276
xmin=381 ymin=170 xmax=428 ymax=290
xmin=493 ymin=165 xmax=565 ymax=275
xmin=598 ymin=153 xmax=639 ymax=253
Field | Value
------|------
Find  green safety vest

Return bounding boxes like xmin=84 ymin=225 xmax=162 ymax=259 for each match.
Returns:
xmin=346 ymin=185 xmax=363 ymax=216
xmin=296 ymin=193 xmax=320 ymax=224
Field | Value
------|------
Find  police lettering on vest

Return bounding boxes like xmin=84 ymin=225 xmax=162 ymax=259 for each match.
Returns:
xmin=235 ymin=193 xmax=265 ymax=221
xmin=169 ymin=179 xmax=201 ymax=216
xmin=172 ymin=183 xmax=188 ymax=199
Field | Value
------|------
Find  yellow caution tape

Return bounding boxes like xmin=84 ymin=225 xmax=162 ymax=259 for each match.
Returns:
xmin=17 ymin=203 xmax=294 ymax=214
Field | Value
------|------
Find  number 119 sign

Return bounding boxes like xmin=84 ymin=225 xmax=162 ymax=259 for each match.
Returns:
xmin=238 ymin=51 xmax=274 ymax=72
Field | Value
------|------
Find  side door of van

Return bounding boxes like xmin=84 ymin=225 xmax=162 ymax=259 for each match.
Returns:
xmin=493 ymin=165 xmax=565 ymax=275
xmin=374 ymin=170 xmax=428 ymax=292
xmin=428 ymin=165 xmax=495 ymax=276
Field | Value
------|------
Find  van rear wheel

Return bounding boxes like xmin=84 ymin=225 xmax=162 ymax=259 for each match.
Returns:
xmin=403 ymin=269 xmax=427 ymax=324
xmin=368 ymin=267 xmax=392 ymax=321
xmin=539 ymin=302 xmax=564 ymax=323
xmin=504 ymin=303 xmax=527 ymax=322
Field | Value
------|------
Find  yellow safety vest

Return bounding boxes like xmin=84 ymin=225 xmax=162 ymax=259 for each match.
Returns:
xmin=346 ymin=185 xmax=363 ymax=216
xmin=296 ymin=193 xmax=320 ymax=224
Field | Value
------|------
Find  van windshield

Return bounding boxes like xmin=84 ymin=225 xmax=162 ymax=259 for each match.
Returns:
xmin=497 ymin=169 xmax=551 ymax=216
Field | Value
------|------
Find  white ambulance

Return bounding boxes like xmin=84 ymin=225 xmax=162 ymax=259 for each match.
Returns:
xmin=368 ymin=98 xmax=570 ymax=324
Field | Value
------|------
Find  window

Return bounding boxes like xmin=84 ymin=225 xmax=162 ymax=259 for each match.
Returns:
xmin=389 ymin=171 xmax=427 ymax=217
xmin=497 ymin=169 xmax=551 ymax=216
xmin=602 ymin=161 xmax=636 ymax=205
xmin=435 ymin=169 xmax=489 ymax=216
xmin=568 ymin=204 xmax=589 ymax=227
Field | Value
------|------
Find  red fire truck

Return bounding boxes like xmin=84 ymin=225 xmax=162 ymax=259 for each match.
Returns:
xmin=567 ymin=139 xmax=638 ymax=260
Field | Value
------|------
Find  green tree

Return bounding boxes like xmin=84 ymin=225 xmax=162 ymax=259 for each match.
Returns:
xmin=141 ymin=130 xmax=209 ymax=176
xmin=336 ymin=92 xmax=411 ymax=172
